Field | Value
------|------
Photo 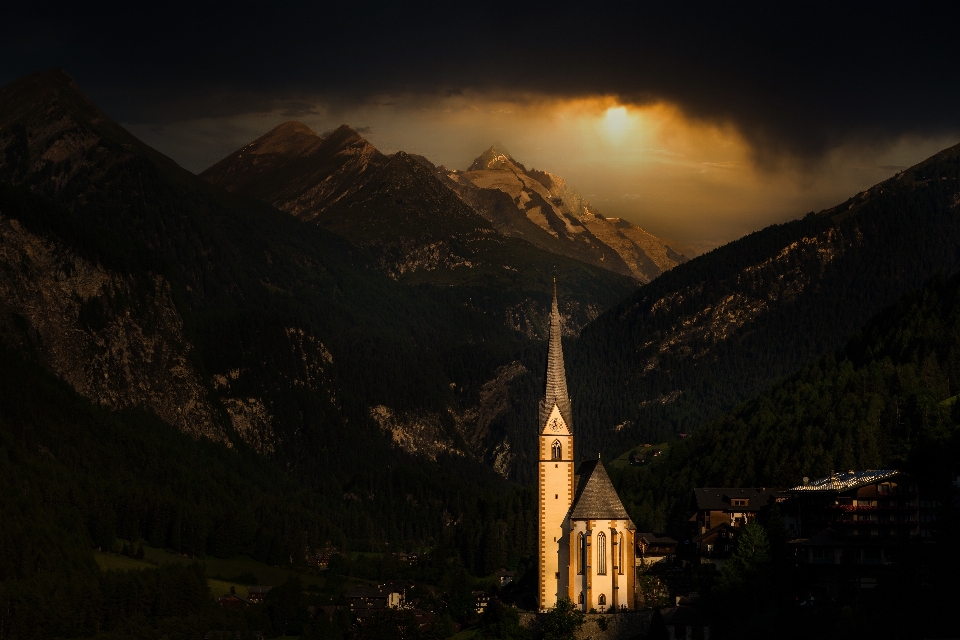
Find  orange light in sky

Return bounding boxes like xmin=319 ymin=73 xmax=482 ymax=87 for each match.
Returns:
xmin=603 ymin=106 xmax=631 ymax=141
xmin=131 ymin=92 xmax=959 ymax=256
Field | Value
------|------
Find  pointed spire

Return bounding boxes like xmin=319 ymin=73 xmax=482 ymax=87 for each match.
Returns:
xmin=540 ymin=280 xmax=573 ymax=431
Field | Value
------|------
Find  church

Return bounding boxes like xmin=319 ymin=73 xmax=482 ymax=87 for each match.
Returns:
xmin=538 ymin=285 xmax=637 ymax=612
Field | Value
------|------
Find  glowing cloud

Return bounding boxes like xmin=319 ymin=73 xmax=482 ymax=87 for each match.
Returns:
xmin=129 ymin=92 xmax=958 ymax=257
xmin=603 ymin=106 xmax=631 ymax=141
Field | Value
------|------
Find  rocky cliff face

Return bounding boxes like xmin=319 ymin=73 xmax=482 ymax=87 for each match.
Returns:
xmin=0 ymin=214 xmax=226 ymax=442
xmin=439 ymin=146 xmax=687 ymax=282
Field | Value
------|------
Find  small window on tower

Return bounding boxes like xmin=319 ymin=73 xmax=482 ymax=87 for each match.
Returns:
xmin=552 ymin=440 xmax=562 ymax=460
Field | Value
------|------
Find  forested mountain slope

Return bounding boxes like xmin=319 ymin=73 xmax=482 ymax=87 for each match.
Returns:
xmin=571 ymin=141 xmax=960 ymax=455
xmin=0 ymin=340 xmax=537 ymax=636
xmin=612 ymin=271 xmax=960 ymax=534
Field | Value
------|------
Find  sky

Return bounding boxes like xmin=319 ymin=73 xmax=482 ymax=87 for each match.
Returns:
xmin=4 ymin=2 xmax=960 ymax=254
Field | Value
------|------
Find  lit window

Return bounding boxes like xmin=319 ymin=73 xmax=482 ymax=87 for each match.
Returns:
xmin=597 ymin=532 xmax=607 ymax=575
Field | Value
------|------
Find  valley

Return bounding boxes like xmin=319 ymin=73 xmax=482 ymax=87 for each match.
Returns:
xmin=0 ymin=65 xmax=958 ymax=639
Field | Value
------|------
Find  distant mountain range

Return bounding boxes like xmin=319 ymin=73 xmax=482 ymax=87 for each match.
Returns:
xmin=419 ymin=143 xmax=687 ymax=280
xmin=202 ymin=125 xmax=686 ymax=287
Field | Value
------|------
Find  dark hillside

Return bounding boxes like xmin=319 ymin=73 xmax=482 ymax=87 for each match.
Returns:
xmin=0 ymin=342 xmax=536 ymax=636
xmin=572 ymin=141 xmax=960 ymax=455
xmin=0 ymin=68 xmax=539 ymax=538
xmin=614 ymin=270 xmax=960 ymax=534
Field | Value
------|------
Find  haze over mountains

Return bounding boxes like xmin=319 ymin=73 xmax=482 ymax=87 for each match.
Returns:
xmin=202 ymin=123 xmax=686 ymax=287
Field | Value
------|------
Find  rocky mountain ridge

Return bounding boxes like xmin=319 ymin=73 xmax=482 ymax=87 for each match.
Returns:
xmin=444 ymin=145 xmax=687 ymax=280
xmin=571 ymin=139 xmax=960 ymax=453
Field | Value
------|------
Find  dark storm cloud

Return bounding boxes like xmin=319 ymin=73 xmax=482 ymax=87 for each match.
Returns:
xmin=3 ymin=1 xmax=959 ymax=161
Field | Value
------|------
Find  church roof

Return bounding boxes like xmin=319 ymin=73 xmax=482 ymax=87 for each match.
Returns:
xmin=540 ymin=282 xmax=573 ymax=431
xmin=570 ymin=459 xmax=635 ymax=526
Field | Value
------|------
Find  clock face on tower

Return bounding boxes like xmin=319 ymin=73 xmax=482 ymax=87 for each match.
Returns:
xmin=550 ymin=417 xmax=562 ymax=432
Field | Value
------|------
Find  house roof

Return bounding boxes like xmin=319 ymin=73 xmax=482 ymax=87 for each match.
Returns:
xmin=787 ymin=469 xmax=901 ymax=492
xmin=693 ymin=487 xmax=784 ymax=511
xmin=636 ymin=533 xmax=678 ymax=546
xmin=691 ymin=521 xmax=734 ymax=544
xmin=539 ymin=283 xmax=573 ymax=431
xmin=570 ymin=459 xmax=634 ymax=526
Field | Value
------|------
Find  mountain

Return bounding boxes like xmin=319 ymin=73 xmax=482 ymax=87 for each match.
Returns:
xmin=570 ymin=140 xmax=960 ymax=456
xmin=200 ymin=122 xmax=385 ymax=220
xmin=610 ymin=269 xmax=960 ymax=640
xmin=202 ymin=123 xmax=636 ymax=336
xmin=433 ymin=144 xmax=687 ymax=280
xmin=0 ymin=68 xmax=557 ymax=543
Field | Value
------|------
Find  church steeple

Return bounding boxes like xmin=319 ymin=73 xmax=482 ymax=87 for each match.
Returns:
xmin=540 ymin=281 xmax=573 ymax=432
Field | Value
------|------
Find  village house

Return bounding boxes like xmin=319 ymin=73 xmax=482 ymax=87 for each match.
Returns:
xmin=787 ymin=470 xmax=919 ymax=540
xmin=346 ymin=582 xmax=408 ymax=619
xmin=246 ymin=585 xmax=272 ymax=604
xmin=217 ymin=586 xmax=253 ymax=609
xmin=473 ymin=591 xmax=490 ymax=614
xmin=690 ymin=487 xmax=788 ymax=566
xmin=635 ymin=533 xmax=678 ymax=566
xmin=785 ymin=470 xmax=922 ymax=598
xmin=496 ymin=569 xmax=516 ymax=586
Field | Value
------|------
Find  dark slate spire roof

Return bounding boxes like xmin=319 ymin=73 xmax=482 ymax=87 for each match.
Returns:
xmin=539 ymin=281 xmax=573 ymax=432
xmin=570 ymin=459 xmax=635 ymax=526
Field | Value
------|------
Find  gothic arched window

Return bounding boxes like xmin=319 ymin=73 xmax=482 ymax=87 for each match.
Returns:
xmin=597 ymin=532 xmax=607 ymax=575
xmin=577 ymin=532 xmax=584 ymax=574
xmin=551 ymin=440 xmax=562 ymax=460
xmin=618 ymin=531 xmax=624 ymax=574
xmin=598 ymin=594 xmax=606 ymax=606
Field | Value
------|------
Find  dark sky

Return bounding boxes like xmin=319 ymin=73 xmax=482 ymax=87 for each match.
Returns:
xmin=4 ymin=2 xmax=960 ymax=251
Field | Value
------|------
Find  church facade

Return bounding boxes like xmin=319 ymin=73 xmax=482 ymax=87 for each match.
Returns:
xmin=538 ymin=286 xmax=637 ymax=612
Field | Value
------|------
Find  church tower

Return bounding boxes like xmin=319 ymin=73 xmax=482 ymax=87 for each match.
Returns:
xmin=538 ymin=283 xmax=575 ymax=610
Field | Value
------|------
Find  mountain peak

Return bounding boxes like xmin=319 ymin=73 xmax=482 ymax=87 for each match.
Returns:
xmin=240 ymin=121 xmax=323 ymax=157
xmin=0 ymin=68 xmax=114 ymax=131
xmin=468 ymin=143 xmax=515 ymax=171
xmin=324 ymin=124 xmax=369 ymax=144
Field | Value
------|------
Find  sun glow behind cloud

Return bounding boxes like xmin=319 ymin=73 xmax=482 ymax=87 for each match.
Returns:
xmin=128 ymin=92 xmax=959 ymax=256
xmin=602 ymin=106 xmax=632 ymax=141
